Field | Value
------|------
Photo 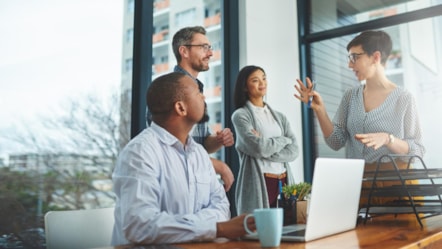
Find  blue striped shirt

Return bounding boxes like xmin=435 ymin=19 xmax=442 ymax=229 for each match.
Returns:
xmin=111 ymin=123 xmax=229 ymax=245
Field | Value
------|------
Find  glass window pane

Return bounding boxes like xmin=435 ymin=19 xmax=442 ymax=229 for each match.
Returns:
xmin=0 ymin=1 xmax=128 ymax=248
xmin=311 ymin=15 xmax=442 ymax=171
xmin=150 ymin=0 xmax=224 ymax=159
xmin=311 ymin=0 xmax=441 ymax=33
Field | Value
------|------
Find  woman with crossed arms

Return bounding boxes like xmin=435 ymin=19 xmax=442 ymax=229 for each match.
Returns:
xmin=232 ymin=65 xmax=299 ymax=214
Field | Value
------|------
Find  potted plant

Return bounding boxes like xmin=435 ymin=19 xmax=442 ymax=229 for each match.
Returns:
xmin=282 ymin=182 xmax=311 ymax=201
xmin=280 ymin=182 xmax=312 ymax=224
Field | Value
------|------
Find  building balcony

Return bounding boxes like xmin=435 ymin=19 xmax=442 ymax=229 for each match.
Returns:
xmin=204 ymin=13 xmax=221 ymax=28
xmin=154 ymin=0 xmax=170 ymax=11
xmin=153 ymin=63 xmax=169 ymax=75
xmin=211 ymin=49 xmax=221 ymax=61
xmin=153 ymin=29 xmax=169 ymax=43
xmin=204 ymin=85 xmax=221 ymax=98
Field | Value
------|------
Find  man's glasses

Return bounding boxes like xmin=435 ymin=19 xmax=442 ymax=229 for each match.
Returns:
xmin=184 ymin=44 xmax=212 ymax=52
xmin=347 ymin=52 xmax=365 ymax=64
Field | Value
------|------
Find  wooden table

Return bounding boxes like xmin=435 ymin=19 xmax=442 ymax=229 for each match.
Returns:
xmin=103 ymin=214 xmax=442 ymax=249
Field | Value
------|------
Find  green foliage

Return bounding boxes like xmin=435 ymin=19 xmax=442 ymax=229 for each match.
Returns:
xmin=282 ymin=182 xmax=312 ymax=201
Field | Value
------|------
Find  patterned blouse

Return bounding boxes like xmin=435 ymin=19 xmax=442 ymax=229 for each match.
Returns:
xmin=325 ymin=85 xmax=425 ymax=163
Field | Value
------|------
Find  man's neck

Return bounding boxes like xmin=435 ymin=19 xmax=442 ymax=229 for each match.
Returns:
xmin=161 ymin=119 xmax=193 ymax=145
xmin=176 ymin=64 xmax=199 ymax=79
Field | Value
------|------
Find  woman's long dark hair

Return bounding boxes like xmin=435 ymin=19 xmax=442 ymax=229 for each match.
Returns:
xmin=233 ymin=65 xmax=265 ymax=110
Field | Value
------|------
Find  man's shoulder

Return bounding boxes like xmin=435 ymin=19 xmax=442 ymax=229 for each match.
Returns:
xmin=125 ymin=129 xmax=158 ymax=147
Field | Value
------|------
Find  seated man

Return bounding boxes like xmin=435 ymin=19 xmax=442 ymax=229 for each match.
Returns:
xmin=111 ymin=72 xmax=254 ymax=245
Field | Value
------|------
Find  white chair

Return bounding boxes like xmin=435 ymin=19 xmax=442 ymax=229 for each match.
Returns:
xmin=44 ymin=207 xmax=115 ymax=249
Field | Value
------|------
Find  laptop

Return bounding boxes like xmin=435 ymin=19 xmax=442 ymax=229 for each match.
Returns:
xmin=245 ymin=157 xmax=365 ymax=242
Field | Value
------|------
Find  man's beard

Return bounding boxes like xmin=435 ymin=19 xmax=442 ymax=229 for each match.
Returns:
xmin=192 ymin=61 xmax=209 ymax=73
xmin=198 ymin=102 xmax=210 ymax=124
xmin=198 ymin=113 xmax=209 ymax=124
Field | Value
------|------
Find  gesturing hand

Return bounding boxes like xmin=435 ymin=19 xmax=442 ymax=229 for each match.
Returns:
xmin=294 ymin=77 xmax=314 ymax=104
xmin=355 ymin=133 xmax=390 ymax=150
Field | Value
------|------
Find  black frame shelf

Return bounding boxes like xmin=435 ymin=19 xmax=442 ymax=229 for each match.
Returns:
xmin=360 ymin=154 xmax=442 ymax=228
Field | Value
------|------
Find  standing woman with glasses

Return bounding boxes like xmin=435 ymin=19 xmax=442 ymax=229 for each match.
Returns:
xmin=294 ymin=30 xmax=425 ymax=206
xmin=233 ymin=65 xmax=299 ymax=214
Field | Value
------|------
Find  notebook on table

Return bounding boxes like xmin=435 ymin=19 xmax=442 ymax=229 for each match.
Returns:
xmin=244 ymin=157 xmax=365 ymax=242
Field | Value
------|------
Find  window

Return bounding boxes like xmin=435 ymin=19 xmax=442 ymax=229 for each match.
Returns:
xmin=126 ymin=28 xmax=134 ymax=44
xmin=300 ymin=0 xmax=442 ymax=180
xmin=125 ymin=58 xmax=133 ymax=72
xmin=175 ymin=8 xmax=197 ymax=27
xmin=0 ymin=1 xmax=128 ymax=247
xmin=148 ymin=0 xmax=225 ymax=160
xmin=311 ymin=0 xmax=440 ymax=32
xmin=127 ymin=0 xmax=134 ymax=13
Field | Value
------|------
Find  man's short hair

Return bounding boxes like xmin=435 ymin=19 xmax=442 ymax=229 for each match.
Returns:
xmin=172 ymin=26 xmax=206 ymax=62
xmin=146 ymin=72 xmax=187 ymax=119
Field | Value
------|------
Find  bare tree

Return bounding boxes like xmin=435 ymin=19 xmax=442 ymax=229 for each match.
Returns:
xmin=0 ymin=90 xmax=131 ymax=248
xmin=2 ymin=90 xmax=129 ymax=211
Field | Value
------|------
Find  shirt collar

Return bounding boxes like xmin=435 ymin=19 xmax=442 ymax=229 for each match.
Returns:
xmin=174 ymin=65 xmax=204 ymax=93
xmin=246 ymin=100 xmax=267 ymax=110
xmin=150 ymin=122 xmax=198 ymax=152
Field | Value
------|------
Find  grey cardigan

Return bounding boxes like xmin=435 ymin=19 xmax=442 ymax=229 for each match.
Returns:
xmin=232 ymin=102 xmax=299 ymax=214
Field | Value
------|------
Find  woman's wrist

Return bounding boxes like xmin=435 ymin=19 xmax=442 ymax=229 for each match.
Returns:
xmin=388 ymin=134 xmax=395 ymax=145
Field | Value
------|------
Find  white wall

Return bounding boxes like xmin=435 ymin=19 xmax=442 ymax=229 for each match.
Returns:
xmin=238 ymin=0 xmax=304 ymax=182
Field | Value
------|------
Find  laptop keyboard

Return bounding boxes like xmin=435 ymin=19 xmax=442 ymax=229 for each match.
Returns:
xmin=283 ymin=229 xmax=306 ymax=236
xmin=281 ymin=224 xmax=307 ymax=237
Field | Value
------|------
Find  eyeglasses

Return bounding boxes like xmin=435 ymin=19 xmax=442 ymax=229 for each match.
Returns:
xmin=347 ymin=52 xmax=365 ymax=64
xmin=184 ymin=44 xmax=212 ymax=52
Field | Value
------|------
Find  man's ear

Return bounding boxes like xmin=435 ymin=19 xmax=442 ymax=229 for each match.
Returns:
xmin=179 ymin=46 xmax=189 ymax=59
xmin=174 ymin=101 xmax=187 ymax=116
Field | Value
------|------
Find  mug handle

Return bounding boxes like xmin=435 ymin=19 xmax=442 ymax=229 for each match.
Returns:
xmin=243 ymin=213 xmax=255 ymax=234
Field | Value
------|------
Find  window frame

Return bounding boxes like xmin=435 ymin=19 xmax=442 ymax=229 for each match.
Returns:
xmin=131 ymin=0 xmax=240 ymax=216
xmin=297 ymin=1 xmax=442 ymax=182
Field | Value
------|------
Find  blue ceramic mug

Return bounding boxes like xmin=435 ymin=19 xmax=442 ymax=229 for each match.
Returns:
xmin=244 ymin=208 xmax=283 ymax=247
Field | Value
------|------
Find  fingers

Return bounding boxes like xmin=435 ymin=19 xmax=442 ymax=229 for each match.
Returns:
xmin=244 ymin=215 xmax=256 ymax=232
xmin=294 ymin=84 xmax=307 ymax=101
xmin=355 ymin=134 xmax=371 ymax=145
xmin=217 ymin=214 xmax=252 ymax=239
xmin=296 ymin=77 xmax=313 ymax=88
xmin=217 ymin=128 xmax=234 ymax=147
xmin=294 ymin=77 xmax=314 ymax=103
xmin=366 ymin=139 xmax=376 ymax=149
xmin=355 ymin=134 xmax=380 ymax=150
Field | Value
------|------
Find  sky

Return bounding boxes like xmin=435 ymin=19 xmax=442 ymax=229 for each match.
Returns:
xmin=0 ymin=0 xmax=123 ymax=155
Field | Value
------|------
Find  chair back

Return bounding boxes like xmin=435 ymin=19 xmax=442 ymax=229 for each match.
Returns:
xmin=44 ymin=207 xmax=115 ymax=249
